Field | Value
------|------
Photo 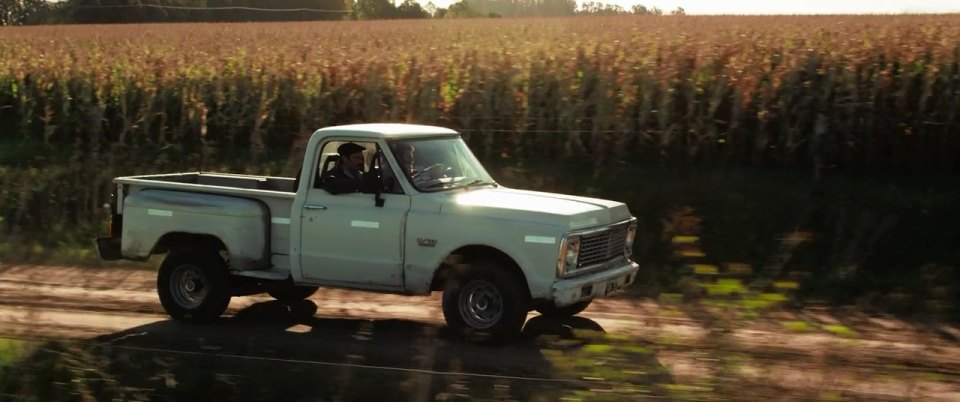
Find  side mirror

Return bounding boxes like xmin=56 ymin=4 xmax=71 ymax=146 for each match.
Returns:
xmin=361 ymin=172 xmax=381 ymax=194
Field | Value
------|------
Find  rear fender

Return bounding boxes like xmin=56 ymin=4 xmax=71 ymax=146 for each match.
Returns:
xmin=120 ymin=189 xmax=271 ymax=270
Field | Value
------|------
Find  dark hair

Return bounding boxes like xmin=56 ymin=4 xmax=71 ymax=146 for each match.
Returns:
xmin=337 ymin=142 xmax=365 ymax=157
xmin=390 ymin=142 xmax=414 ymax=152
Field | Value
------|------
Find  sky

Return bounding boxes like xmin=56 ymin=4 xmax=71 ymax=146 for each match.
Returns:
xmin=425 ymin=0 xmax=960 ymax=14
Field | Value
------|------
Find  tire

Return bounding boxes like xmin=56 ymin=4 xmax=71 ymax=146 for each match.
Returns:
xmin=441 ymin=260 xmax=529 ymax=344
xmin=157 ymin=248 xmax=233 ymax=324
xmin=267 ymin=280 xmax=319 ymax=304
xmin=535 ymin=299 xmax=592 ymax=318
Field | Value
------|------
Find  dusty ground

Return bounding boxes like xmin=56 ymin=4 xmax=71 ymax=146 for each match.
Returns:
xmin=1 ymin=263 xmax=959 ymax=401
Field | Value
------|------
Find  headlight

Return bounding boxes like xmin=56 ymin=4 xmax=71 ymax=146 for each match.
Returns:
xmin=624 ymin=223 xmax=637 ymax=257
xmin=565 ymin=237 xmax=580 ymax=268
xmin=556 ymin=235 xmax=580 ymax=277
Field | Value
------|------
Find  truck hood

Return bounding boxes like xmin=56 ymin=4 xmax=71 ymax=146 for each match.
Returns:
xmin=444 ymin=187 xmax=633 ymax=230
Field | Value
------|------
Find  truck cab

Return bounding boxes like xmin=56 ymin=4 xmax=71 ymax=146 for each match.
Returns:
xmin=96 ymin=123 xmax=639 ymax=343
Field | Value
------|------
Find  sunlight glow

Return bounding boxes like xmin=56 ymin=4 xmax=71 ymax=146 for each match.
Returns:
xmin=455 ymin=189 xmax=603 ymax=216
xmin=419 ymin=0 xmax=960 ymax=15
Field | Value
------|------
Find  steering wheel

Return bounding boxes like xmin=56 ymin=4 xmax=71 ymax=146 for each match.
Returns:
xmin=423 ymin=164 xmax=452 ymax=179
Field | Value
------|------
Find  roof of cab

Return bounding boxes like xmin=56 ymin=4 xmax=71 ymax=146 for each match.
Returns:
xmin=314 ymin=123 xmax=459 ymax=139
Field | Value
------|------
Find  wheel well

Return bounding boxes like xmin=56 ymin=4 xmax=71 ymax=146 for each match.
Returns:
xmin=430 ymin=245 xmax=531 ymax=300
xmin=154 ymin=232 xmax=227 ymax=257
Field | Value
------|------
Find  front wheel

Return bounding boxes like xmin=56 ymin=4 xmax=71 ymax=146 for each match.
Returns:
xmin=441 ymin=260 xmax=529 ymax=343
xmin=157 ymin=249 xmax=233 ymax=324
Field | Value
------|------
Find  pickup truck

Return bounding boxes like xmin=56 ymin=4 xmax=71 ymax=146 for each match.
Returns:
xmin=95 ymin=123 xmax=639 ymax=343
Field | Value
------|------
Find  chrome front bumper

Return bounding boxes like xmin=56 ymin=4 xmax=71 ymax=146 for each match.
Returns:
xmin=551 ymin=260 xmax=640 ymax=307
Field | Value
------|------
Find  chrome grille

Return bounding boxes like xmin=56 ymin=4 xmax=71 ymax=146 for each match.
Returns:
xmin=576 ymin=223 xmax=629 ymax=269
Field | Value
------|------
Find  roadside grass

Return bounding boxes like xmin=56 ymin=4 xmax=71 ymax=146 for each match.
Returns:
xmin=0 ymin=240 xmax=104 ymax=267
xmin=0 ymin=341 xmax=151 ymax=402
xmin=537 ymin=294 xmax=957 ymax=401
xmin=0 ymin=236 xmax=160 ymax=270
xmin=0 ymin=338 xmax=565 ymax=402
xmin=0 ymin=338 xmax=38 ymax=400
xmin=0 ymin=338 xmax=32 ymax=377
xmin=1 ymin=291 xmax=956 ymax=402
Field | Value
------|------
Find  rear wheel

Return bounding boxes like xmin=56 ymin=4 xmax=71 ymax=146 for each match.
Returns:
xmin=441 ymin=260 xmax=529 ymax=343
xmin=157 ymin=249 xmax=232 ymax=323
xmin=535 ymin=299 xmax=592 ymax=318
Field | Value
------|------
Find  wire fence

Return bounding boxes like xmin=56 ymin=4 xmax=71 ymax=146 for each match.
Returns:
xmin=49 ymin=3 xmax=354 ymax=24
xmin=69 ymin=4 xmax=351 ymax=14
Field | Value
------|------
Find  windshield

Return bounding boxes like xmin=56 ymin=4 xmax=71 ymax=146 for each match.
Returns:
xmin=386 ymin=136 xmax=497 ymax=192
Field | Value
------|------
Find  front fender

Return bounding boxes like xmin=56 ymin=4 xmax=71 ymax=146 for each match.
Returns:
xmin=403 ymin=212 xmax=562 ymax=298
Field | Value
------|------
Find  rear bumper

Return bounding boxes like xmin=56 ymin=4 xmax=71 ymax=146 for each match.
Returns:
xmin=551 ymin=259 xmax=639 ymax=307
xmin=94 ymin=236 xmax=123 ymax=261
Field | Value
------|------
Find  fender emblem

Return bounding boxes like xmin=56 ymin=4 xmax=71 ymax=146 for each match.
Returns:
xmin=417 ymin=238 xmax=437 ymax=247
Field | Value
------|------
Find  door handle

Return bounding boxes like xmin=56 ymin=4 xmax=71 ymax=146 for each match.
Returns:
xmin=305 ymin=205 xmax=327 ymax=210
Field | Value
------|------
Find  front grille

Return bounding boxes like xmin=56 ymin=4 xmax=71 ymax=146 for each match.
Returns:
xmin=576 ymin=222 xmax=629 ymax=269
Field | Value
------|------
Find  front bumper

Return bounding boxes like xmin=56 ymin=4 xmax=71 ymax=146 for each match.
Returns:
xmin=551 ymin=259 xmax=639 ymax=307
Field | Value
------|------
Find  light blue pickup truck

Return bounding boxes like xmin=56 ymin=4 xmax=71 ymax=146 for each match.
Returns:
xmin=95 ymin=123 xmax=639 ymax=342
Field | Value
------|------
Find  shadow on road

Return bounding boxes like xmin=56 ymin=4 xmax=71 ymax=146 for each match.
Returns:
xmin=1 ymin=300 xmax=673 ymax=401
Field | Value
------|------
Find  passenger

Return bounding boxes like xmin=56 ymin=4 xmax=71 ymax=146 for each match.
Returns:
xmin=322 ymin=142 xmax=366 ymax=194
xmin=389 ymin=141 xmax=444 ymax=189
xmin=392 ymin=142 xmax=418 ymax=178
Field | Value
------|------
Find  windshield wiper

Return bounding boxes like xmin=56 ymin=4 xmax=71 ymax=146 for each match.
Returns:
xmin=456 ymin=179 xmax=498 ymax=189
xmin=418 ymin=178 xmax=496 ymax=192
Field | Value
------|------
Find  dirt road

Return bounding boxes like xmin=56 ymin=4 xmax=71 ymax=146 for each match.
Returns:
xmin=1 ymin=263 xmax=959 ymax=401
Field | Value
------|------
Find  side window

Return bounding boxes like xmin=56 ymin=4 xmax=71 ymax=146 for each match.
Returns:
xmin=313 ymin=139 xmax=377 ymax=191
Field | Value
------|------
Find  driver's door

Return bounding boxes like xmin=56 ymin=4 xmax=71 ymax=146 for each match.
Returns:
xmin=298 ymin=139 xmax=411 ymax=289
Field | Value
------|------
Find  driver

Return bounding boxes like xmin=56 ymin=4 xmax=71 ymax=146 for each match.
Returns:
xmin=322 ymin=142 xmax=366 ymax=194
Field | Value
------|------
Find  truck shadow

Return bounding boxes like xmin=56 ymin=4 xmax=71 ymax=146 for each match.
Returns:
xmin=3 ymin=300 xmax=674 ymax=401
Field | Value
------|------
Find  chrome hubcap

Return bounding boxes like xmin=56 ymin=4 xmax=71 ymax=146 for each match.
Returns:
xmin=170 ymin=264 xmax=207 ymax=309
xmin=458 ymin=280 xmax=503 ymax=330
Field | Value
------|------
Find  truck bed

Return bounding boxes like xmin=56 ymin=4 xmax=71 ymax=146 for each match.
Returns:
xmin=114 ymin=171 xmax=298 ymax=271
xmin=122 ymin=172 xmax=299 ymax=193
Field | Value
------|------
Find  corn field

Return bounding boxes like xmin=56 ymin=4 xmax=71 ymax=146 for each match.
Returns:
xmin=0 ymin=14 xmax=958 ymax=248
xmin=3 ymin=15 xmax=959 ymax=167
